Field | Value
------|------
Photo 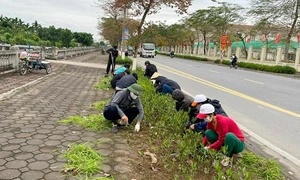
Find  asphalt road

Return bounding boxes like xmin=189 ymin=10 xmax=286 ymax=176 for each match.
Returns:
xmin=136 ymin=55 xmax=300 ymax=176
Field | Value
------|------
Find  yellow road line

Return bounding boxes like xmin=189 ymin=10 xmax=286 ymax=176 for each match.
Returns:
xmin=245 ymin=78 xmax=264 ymax=84
xmin=149 ymin=60 xmax=300 ymax=118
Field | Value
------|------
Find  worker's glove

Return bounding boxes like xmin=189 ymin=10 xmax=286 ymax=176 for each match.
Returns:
xmin=135 ymin=123 xmax=140 ymax=132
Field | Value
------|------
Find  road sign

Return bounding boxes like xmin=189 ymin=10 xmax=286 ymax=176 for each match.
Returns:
xmin=221 ymin=34 xmax=227 ymax=50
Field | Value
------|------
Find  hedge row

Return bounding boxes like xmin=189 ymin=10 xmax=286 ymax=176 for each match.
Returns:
xmin=215 ymin=59 xmax=297 ymax=74
xmin=116 ymin=56 xmax=133 ymax=65
xmin=157 ymin=52 xmax=297 ymax=74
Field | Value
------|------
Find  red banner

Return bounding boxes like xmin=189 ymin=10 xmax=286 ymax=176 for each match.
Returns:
xmin=262 ymin=34 xmax=266 ymax=44
xmin=220 ymin=34 xmax=227 ymax=50
xmin=275 ymin=33 xmax=280 ymax=44
xmin=247 ymin=37 xmax=251 ymax=44
xmin=227 ymin=40 xmax=232 ymax=47
xmin=297 ymin=33 xmax=300 ymax=44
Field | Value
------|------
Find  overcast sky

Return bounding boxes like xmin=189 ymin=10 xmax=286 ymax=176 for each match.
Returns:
xmin=0 ymin=0 xmax=248 ymax=42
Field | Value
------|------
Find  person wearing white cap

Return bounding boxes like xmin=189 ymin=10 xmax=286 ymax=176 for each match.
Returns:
xmin=198 ymin=104 xmax=245 ymax=167
xmin=189 ymin=94 xmax=227 ymax=132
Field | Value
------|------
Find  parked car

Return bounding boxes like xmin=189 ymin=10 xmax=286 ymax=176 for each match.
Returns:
xmin=126 ymin=46 xmax=134 ymax=56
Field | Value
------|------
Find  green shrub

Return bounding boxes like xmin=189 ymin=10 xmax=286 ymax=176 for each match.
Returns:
xmin=116 ymin=56 xmax=133 ymax=65
xmin=134 ymin=68 xmax=285 ymax=179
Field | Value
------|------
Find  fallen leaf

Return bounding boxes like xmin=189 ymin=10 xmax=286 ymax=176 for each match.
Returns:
xmin=104 ymin=173 xmax=111 ymax=177
xmin=144 ymin=150 xmax=158 ymax=164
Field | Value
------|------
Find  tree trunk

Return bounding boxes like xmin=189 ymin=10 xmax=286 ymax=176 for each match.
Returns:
xmin=284 ymin=0 xmax=299 ymax=61
xmin=134 ymin=1 xmax=152 ymax=58
xmin=265 ymin=38 xmax=269 ymax=60
xmin=203 ymin=33 xmax=207 ymax=55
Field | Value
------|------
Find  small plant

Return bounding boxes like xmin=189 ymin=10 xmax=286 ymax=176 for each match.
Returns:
xmin=58 ymin=114 xmax=111 ymax=132
xmin=94 ymin=77 xmax=112 ymax=90
xmin=63 ymin=143 xmax=104 ymax=177
xmin=237 ymin=151 xmax=284 ymax=180
xmin=92 ymin=99 xmax=110 ymax=111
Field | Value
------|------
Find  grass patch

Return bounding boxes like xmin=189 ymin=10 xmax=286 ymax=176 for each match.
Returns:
xmin=237 ymin=151 xmax=284 ymax=180
xmin=94 ymin=76 xmax=111 ymax=90
xmin=63 ymin=143 xmax=104 ymax=177
xmin=92 ymin=99 xmax=110 ymax=111
xmin=58 ymin=114 xmax=111 ymax=132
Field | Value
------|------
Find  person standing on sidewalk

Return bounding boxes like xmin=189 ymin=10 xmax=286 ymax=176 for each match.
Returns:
xmin=198 ymin=104 xmax=245 ymax=167
xmin=105 ymin=45 xmax=119 ymax=77
xmin=103 ymin=83 xmax=144 ymax=133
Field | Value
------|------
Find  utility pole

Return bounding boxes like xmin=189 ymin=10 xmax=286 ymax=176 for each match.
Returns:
xmin=121 ymin=7 xmax=127 ymax=60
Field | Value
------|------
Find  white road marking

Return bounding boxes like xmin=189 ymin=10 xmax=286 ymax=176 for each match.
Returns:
xmin=209 ymin=70 xmax=220 ymax=73
xmin=244 ymin=78 xmax=264 ymax=84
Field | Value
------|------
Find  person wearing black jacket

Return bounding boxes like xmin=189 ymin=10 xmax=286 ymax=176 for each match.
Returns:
xmin=110 ymin=69 xmax=130 ymax=89
xmin=144 ymin=61 xmax=157 ymax=79
xmin=154 ymin=76 xmax=181 ymax=95
xmin=105 ymin=45 xmax=118 ymax=76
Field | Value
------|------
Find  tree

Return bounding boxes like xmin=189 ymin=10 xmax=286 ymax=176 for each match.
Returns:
xmin=113 ymin=0 xmax=193 ymax=56
xmin=248 ymin=0 xmax=300 ymax=61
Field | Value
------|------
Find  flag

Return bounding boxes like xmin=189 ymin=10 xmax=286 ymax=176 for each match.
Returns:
xmin=275 ymin=33 xmax=280 ymax=44
xmin=247 ymin=37 xmax=251 ymax=44
xmin=297 ymin=33 xmax=300 ymax=44
xmin=262 ymin=34 xmax=266 ymax=44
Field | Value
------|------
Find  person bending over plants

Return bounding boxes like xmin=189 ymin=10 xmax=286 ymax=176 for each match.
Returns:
xmin=171 ymin=89 xmax=199 ymax=127
xmin=198 ymin=104 xmax=245 ymax=167
xmin=114 ymin=64 xmax=131 ymax=75
xmin=103 ymin=83 xmax=144 ymax=133
xmin=189 ymin=94 xmax=227 ymax=132
xmin=115 ymin=73 xmax=138 ymax=90
xmin=153 ymin=76 xmax=181 ymax=95
xmin=110 ymin=69 xmax=130 ymax=89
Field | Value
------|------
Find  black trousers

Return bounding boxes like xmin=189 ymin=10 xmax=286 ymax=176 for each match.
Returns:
xmin=103 ymin=106 xmax=139 ymax=125
xmin=106 ymin=56 xmax=116 ymax=74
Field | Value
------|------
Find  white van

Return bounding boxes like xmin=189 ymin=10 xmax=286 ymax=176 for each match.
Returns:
xmin=140 ymin=43 xmax=155 ymax=58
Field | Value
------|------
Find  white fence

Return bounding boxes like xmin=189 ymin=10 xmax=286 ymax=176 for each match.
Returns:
xmin=0 ymin=47 xmax=100 ymax=73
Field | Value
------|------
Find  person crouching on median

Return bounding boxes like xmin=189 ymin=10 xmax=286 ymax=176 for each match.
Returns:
xmin=198 ymin=104 xmax=245 ymax=167
xmin=110 ymin=69 xmax=130 ymax=89
xmin=103 ymin=83 xmax=144 ymax=133
xmin=189 ymin=94 xmax=228 ymax=132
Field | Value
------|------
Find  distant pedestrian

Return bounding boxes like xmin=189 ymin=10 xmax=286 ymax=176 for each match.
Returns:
xmin=144 ymin=61 xmax=157 ymax=79
xmin=198 ymin=104 xmax=245 ymax=167
xmin=103 ymin=83 xmax=144 ymax=133
xmin=105 ymin=45 xmax=118 ymax=76
xmin=110 ymin=69 xmax=130 ymax=89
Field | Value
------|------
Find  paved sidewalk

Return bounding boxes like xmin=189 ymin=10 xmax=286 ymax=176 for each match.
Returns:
xmin=0 ymin=53 xmax=138 ymax=180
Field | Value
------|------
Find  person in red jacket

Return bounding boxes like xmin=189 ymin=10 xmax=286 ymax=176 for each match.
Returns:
xmin=197 ymin=104 xmax=245 ymax=166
